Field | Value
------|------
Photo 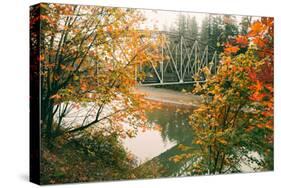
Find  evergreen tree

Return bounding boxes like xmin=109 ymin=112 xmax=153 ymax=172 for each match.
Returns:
xmin=240 ymin=16 xmax=252 ymax=35
xmin=222 ymin=15 xmax=239 ymax=43
xmin=199 ymin=16 xmax=210 ymax=46
xmin=177 ymin=13 xmax=187 ymax=36
xmin=189 ymin=16 xmax=199 ymax=40
xmin=210 ymin=15 xmax=224 ymax=53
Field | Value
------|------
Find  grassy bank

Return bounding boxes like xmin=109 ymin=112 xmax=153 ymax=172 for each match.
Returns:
xmin=40 ymin=132 xmax=136 ymax=184
xmin=40 ymin=131 xmax=165 ymax=184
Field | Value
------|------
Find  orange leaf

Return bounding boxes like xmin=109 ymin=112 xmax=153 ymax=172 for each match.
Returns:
xmin=249 ymin=92 xmax=266 ymax=101
xmin=224 ymin=43 xmax=240 ymax=55
xmin=253 ymin=37 xmax=265 ymax=48
xmin=256 ymin=81 xmax=263 ymax=91
xmin=262 ymin=111 xmax=272 ymax=117
xmin=250 ymin=21 xmax=264 ymax=35
xmin=50 ymin=94 xmax=61 ymax=99
xmin=107 ymin=25 xmax=113 ymax=33
xmin=81 ymin=83 xmax=87 ymax=92
xmin=248 ymin=70 xmax=257 ymax=80
xmin=235 ymin=35 xmax=248 ymax=47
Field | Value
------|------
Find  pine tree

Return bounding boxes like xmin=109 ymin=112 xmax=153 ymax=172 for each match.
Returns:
xmin=200 ymin=16 xmax=210 ymax=45
xmin=222 ymin=15 xmax=239 ymax=43
xmin=240 ymin=16 xmax=252 ymax=35
xmin=189 ymin=16 xmax=199 ymax=40
xmin=210 ymin=15 xmax=224 ymax=53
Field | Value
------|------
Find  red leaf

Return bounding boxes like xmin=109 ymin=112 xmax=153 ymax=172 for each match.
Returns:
xmin=253 ymin=37 xmax=265 ymax=48
xmin=248 ymin=70 xmax=257 ymax=80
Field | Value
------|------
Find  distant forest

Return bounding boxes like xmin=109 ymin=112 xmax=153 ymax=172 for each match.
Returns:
xmin=167 ymin=14 xmax=252 ymax=53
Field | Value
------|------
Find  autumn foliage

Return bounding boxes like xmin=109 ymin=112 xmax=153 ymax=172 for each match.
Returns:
xmin=32 ymin=3 xmax=162 ymax=142
xmin=31 ymin=3 xmax=274 ymax=182
xmin=30 ymin=3 xmax=166 ymax=184
xmin=179 ymin=17 xmax=274 ymax=174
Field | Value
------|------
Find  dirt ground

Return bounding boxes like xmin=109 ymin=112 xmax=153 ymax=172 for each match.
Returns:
xmin=135 ymin=86 xmax=202 ymax=107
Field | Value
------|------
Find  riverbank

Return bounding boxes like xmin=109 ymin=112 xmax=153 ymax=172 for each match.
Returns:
xmin=135 ymin=86 xmax=202 ymax=108
xmin=133 ymin=143 xmax=196 ymax=178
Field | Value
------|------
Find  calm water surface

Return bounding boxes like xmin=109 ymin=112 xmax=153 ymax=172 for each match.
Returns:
xmin=123 ymin=105 xmax=194 ymax=164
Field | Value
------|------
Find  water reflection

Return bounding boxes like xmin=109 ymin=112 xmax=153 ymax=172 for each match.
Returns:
xmin=146 ymin=105 xmax=194 ymax=145
xmin=123 ymin=105 xmax=194 ymax=164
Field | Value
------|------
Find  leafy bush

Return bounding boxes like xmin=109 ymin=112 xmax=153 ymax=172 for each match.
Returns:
xmin=40 ymin=132 xmax=136 ymax=184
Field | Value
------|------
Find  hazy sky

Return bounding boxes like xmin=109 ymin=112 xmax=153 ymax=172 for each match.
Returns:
xmin=141 ymin=9 xmax=208 ymax=31
xmin=139 ymin=9 xmax=255 ymax=32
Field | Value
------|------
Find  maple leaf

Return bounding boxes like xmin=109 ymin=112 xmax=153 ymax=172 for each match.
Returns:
xmin=224 ymin=43 xmax=240 ymax=55
xmin=249 ymin=92 xmax=266 ymax=101
xmin=50 ymin=94 xmax=61 ymax=99
xmin=255 ymin=81 xmax=263 ymax=91
xmin=107 ymin=25 xmax=113 ymax=33
xmin=248 ymin=70 xmax=257 ymax=80
xmin=39 ymin=54 xmax=45 ymax=61
xmin=235 ymin=35 xmax=248 ymax=47
xmin=248 ymin=21 xmax=264 ymax=36
xmin=81 ymin=83 xmax=87 ymax=92
xmin=169 ymin=155 xmax=182 ymax=163
xmin=253 ymin=37 xmax=265 ymax=48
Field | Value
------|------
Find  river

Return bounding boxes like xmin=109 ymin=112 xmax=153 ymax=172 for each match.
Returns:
xmin=57 ymin=86 xmax=260 ymax=175
xmin=123 ymin=86 xmax=200 ymax=165
xmin=123 ymin=86 xmax=261 ymax=175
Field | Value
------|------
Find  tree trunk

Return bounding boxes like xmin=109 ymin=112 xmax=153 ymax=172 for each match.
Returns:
xmin=42 ymin=97 xmax=55 ymax=143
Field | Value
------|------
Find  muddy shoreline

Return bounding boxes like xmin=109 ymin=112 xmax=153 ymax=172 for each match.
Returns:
xmin=135 ymin=86 xmax=202 ymax=109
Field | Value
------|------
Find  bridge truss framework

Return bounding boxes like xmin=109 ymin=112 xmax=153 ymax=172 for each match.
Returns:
xmin=138 ymin=32 xmax=219 ymax=86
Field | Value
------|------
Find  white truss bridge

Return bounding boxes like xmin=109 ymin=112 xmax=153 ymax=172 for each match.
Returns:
xmin=138 ymin=32 xmax=219 ymax=86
